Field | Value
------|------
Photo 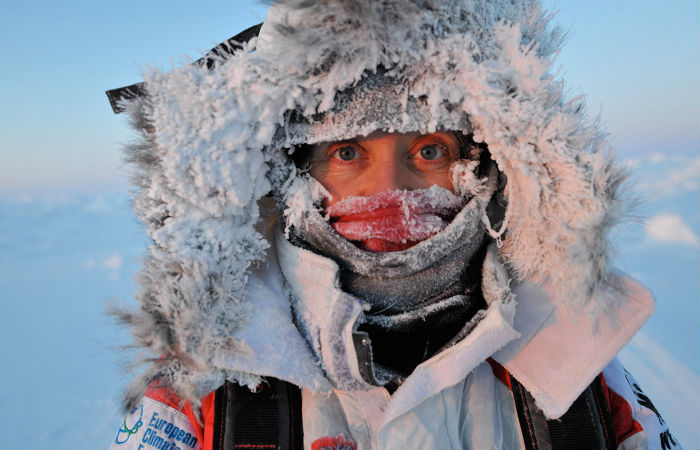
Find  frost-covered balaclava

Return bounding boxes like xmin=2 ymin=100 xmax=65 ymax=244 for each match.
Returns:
xmin=282 ymin=133 xmax=502 ymax=310
xmin=287 ymin=163 xmax=502 ymax=383
xmin=111 ymin=0 xmax=628 ymax=408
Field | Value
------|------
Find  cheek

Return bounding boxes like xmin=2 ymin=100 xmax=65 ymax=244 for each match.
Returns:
xmin=423 ymin=169 xmax=455 ymax=193
xmin=309 ymin=168 xmax=351 ymax=207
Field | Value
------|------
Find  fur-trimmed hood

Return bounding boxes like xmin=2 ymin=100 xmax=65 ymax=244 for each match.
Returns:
xmin=113 ymin=0 xmax=630 ymax=409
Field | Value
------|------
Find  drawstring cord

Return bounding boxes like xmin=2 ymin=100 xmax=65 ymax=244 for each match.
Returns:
xmin=451 ymin=158 xmax=511 ymax=248
xmin=480 ymin=181 xmax=512 ymax=248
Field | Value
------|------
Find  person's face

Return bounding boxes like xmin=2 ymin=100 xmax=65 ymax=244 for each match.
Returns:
xmin=309 ymin=130 xmax=461 ymax=206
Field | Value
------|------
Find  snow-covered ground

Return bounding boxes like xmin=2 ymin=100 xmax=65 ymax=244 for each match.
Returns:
xmin=0 ymin=152 xmax=697 ymax=449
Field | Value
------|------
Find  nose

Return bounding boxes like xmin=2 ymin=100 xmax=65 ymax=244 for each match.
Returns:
xmin=364 ymin=157 xmax=414 ymax=195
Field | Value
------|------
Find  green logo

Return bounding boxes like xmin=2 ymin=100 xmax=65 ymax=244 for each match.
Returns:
xmin=115 ymin=405 xmax=144 ymax=445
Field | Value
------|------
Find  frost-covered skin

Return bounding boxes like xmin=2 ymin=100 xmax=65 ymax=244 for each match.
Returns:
xmin=327 ymin=188 xmax=466 ymax=252
xmin=309 ymin=130 xmax=464 ymax=251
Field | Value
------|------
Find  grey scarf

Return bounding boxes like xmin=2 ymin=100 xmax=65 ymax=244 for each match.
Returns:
xmin=294 ymin=162 xmax=499 ymax=316
xmin=282 ymin=161 xmax=500 ymax=384
xmin=297 ymin=199 xmax=488 ymax=317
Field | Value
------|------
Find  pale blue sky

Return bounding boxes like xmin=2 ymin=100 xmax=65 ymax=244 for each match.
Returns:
xmin=0 ymin=3 xmax=698 ymax=447
xmin=0 ymin=0 xmax=698 ymax=191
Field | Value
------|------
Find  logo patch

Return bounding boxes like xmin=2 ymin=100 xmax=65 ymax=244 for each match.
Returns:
xmin=115 ymin=405 xmax=144 ymax=444
xmin=624 ymin=368 xmax=681 ymax=450
xmin=110 ymin=397 xmax=200 ymax=450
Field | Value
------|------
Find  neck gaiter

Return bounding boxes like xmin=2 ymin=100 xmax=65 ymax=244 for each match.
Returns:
xmin=285 ymin=162 xmax=500 ymax=381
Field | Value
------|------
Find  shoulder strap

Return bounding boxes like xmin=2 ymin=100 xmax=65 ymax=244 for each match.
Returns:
xmin=510 ymin=374 xmax=617 ymax=450
xmin=211 ymin=378 xmax=303 ymax=450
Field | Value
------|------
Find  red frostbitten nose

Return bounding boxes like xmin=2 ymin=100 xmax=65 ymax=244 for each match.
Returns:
xmin=326 ymin=189 xmax=465 ymax=252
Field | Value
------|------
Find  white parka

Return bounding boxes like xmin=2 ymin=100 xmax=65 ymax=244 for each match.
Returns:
xmin=110 ymin=221 xmax=675 ymax=449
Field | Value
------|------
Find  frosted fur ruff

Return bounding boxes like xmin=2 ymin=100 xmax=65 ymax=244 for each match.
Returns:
xmin=115 ymin=0 xmax=628 ymax=408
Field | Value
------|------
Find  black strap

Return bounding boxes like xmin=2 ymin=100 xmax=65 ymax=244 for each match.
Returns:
xmin=106 ymin=23 xmax=263 ymax=114
xmin=212 ymin=378 xmax=303 ymax=450
xmin=510 ymin=374 xmax=617 ymax=450
xmin=352 ymin=331 xmax=380 ymax=385
xmin=510 ymin=376 xmax=554 ymax=450
xmin=210 ymin=370 xmax=616 ymax=450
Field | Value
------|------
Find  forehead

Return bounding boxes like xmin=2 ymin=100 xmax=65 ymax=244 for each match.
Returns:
xmin=314 ymin=130 xmax=460 ymax=149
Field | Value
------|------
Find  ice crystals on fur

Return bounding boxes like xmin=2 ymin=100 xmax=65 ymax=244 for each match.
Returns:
xmin=114 ymin=0 xmax=630 ymax=408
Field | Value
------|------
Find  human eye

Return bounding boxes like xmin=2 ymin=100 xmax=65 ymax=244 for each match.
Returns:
xmin=330 ymin=144 xmax=360 ymax=161
xmin=417 ymin=144 xmax=446 ymax=161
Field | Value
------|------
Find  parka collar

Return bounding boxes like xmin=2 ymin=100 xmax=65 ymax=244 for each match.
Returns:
xmin=273 ymin=233 xmax=653 ymax=421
